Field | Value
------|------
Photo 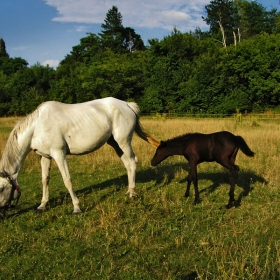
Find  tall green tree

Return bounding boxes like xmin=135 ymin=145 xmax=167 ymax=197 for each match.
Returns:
xmin=99 ymin=6 xmax=145 ymax=53
xmin=0 ymin=38 xmax=8 ymax=58
xmin=99 ymin=6 xmax=125 ymax=52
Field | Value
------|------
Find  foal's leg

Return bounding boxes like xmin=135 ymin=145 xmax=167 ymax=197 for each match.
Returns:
xmin=227 ymin=149 xmax=239 ymax=208
xmin=52 ymin=151 xmax=82 ymax=213
xmin=107 ymin=136 xmax=138 ymax=197
xmin=217 ymin=149 xmax=239 ymax=208
xmin=185 ymin=158 xmax=200 ymax=205
xmin=227 ymin=169 xmax=238 ymax=208
xmin=37 ymin=156 xmax=51 ymax=212
xmin=184 ymin=156 xmax=191 ymax=197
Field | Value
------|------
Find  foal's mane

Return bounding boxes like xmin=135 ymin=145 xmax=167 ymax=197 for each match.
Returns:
xmin=165 ymin=133 xmax=200 ymax=145
xmin=0 ymin=109 xmax=39 ymax=171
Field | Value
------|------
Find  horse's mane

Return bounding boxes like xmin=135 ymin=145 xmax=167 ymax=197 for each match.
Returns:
xmin=164 ymin=133 xmax=200 ymax=145
xmin=13 ymin=109 xmax=39 ymax=134
xmin=0 ymin=109 xmax=39 ymax=172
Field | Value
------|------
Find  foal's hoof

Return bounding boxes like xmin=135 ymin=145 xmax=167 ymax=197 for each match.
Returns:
xmin=193 ymin=198 xmax=202 ymax=205
xmin=226 ymin=201 xmax=235 ymax=209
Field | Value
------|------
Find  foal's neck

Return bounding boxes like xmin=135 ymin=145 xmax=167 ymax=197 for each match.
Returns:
xmin=167 ymin=141 xmax=186 ymax=155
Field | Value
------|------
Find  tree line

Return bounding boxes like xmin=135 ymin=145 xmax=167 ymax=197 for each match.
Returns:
xmin=0 ymin=1 xmax=280 ymax=116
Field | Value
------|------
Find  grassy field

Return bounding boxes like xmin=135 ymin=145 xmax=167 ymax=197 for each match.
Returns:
xmin=0 ymin=116 xmax=280 ymax=279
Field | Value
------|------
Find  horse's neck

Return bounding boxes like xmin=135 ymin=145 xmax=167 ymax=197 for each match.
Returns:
xmin=0 ymin=121 xmax=35 ymax=176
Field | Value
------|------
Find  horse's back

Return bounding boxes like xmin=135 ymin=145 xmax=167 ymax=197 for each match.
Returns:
xmin=32 ymin=98 xmax=137 ymax=155
xmin=36 ymin=98 xmax=135 ymax=125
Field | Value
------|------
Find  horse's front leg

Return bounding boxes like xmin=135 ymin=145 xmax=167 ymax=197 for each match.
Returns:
xmin=37 ymin=156 xmax=51 ymax=212
xmin=53 ymin=151 xmax=82 ymax=214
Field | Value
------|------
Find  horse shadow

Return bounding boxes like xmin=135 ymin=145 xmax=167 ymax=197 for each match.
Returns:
xmin=73 ymin=162 xmax=265 ymax=209
xmin=6 ymin=163 xmax=185 ymax=216
xmin=5 ymin=162 xmax=266 ymax=217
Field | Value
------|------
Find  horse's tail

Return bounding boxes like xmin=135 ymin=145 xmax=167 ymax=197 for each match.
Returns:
xmin=236 ymin=136 xmax=255 ymax=157
xmin=127 ymin=102 xmax=160 ymax=148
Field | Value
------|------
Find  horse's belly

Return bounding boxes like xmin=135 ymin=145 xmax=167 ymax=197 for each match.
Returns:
xmin=66 ymin=134 xmax=109 ymax=155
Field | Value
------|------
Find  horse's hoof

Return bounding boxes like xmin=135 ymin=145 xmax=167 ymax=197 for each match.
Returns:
xmin=36 ymin=208 xmax=45 ymax=213
xmin=73 ymin=209 xmax=82 ymax=214
xmin=127 ymin=190 xmax=138 ymax=198
xmin=0 ymin=208 xmax=6 ymax=217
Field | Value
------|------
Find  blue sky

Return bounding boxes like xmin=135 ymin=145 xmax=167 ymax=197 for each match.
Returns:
xmin=0 ymin=0 xmax=278 ymax=68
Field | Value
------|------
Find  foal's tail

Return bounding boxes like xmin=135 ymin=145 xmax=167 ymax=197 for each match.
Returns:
xmin=236 ymin=136 xmax=255 ymax=157
xmin=127 ymin=102 xmax=160 ymax=148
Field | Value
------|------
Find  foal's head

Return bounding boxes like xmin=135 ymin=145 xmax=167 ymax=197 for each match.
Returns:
xmin=151 ymin=141 xmax=169 ymax=166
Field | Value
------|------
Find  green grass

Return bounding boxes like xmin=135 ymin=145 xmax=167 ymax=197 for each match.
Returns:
xmin=1 ymin=117 xmax=280 ymax=279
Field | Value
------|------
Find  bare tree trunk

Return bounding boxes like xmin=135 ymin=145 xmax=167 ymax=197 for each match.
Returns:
xmin=218 ymin=12 xmax=226 ymax=48
xmin=238 ymin=27 xmax=241 ymax=42
xmin=233 ymin=31 xmax=236 ymax=47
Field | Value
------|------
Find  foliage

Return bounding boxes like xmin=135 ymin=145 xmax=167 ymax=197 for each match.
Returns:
xmin=0 ymin=2 xmax=280 ymax=116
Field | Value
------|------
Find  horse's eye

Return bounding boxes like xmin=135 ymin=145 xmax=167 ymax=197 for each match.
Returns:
xmin=0 ymin=187 xmax=4 ymax=192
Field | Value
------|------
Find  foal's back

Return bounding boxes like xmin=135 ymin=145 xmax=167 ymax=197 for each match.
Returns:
xmin=183 ymin=131 xmax=237 ymax=163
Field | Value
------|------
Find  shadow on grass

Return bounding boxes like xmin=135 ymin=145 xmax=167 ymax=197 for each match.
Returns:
xmin=69 ymin=162 xmax=266 ymax=210
xmin=6 ymin=162 xmax=266 ymax=217
xmin=177 ymin=164 xmax=267 ymax=208
xmin=181 ymin=272 xmax=199 ymax=280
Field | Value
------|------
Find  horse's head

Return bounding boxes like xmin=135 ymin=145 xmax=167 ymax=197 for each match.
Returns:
xmin=151 ymin=141 xmax=168 ymax=166
xmin=0 ymin=171 xmax=21 ymax=216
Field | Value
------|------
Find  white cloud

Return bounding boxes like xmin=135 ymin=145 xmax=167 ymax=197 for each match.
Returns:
xmin=43 ymin=0 xmax=209 ymax=32
xmin=42 ymin=59 xmax=60 ymax=68
xmin=74 ymin=25 xmax=91 ymax=32
xmin=12 ymin=45 xmax=29 ymax=51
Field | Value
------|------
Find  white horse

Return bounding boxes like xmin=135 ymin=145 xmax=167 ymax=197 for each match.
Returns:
xmin=0 ymin=97 xmax=159 ymax=215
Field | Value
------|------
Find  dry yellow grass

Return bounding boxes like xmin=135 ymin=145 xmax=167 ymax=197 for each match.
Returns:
xmin=2 ymin=116 xmax=278 ymax=187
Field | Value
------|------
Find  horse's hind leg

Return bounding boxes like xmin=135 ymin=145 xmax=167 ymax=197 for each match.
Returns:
xmin=107 ymin=136 xmax=138 ymax=197
xmin=37 ymin=156 xmax=51 ymax=212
